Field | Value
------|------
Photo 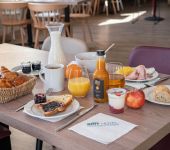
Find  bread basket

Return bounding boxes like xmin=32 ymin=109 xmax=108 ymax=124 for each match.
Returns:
xmin=0 ymin=75 xmax=37 ymax=103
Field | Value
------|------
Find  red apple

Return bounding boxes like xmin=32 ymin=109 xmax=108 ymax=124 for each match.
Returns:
xmin=125 ymin=89 xmax=145 ymax=109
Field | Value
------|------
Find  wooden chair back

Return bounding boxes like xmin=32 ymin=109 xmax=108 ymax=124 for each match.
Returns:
xmin=28 ymin=3 xmax=67 ymax=29
xmin=70 ymin=1 xmax=92 ymax=17
xmin=0 ymin=2 xmax=28 ymax=26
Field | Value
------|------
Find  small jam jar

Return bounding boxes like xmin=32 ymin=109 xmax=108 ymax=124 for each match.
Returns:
xmin=21 ymin=62 xmax=31 ymax=74
xmin=32 ymin=61 xmax=41 ymax=71
xmin=107 ymin=88 xmax=126 ymax=114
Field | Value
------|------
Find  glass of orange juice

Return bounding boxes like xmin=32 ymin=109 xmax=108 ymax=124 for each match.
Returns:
xmin=106 ymin=62 xmax=125 ymax=88
xmin=68 ymin=66 xmax=90 ymax=97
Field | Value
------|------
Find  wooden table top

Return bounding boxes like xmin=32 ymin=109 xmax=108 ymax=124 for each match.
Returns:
xmin=0 ymin=43 xmax=170 ymax=150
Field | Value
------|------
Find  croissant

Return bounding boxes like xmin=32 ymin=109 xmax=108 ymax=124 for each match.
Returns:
xmin=0 ymin=79 xmax=13 ymax=88
xmin=13 ymin=75 xmax=29 ymax=86
xmin=0 ymin=66 xmax=10 ymax=74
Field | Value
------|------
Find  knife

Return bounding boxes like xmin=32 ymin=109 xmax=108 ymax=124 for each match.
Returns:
xmin=144 ymin=76 xmax=170 ymax=87
xmin=15 ymin=103 xmax=27 ymax=112
xmin=56 ymin=104 xmax=98 ymax=132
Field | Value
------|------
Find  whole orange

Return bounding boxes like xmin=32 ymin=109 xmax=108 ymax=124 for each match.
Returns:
xmin=65 ymin=64 xmax=82 ymax=79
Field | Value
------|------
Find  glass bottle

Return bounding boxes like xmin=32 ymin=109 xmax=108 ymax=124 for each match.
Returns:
xmin=93 ymin=50 xmax=109 ymax=103
xmin=46 ymin=22 xmax=67 ymax=66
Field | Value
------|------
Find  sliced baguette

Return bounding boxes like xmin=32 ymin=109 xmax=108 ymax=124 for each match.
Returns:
xmin=35 ymin=94 xmax=73 ymax=116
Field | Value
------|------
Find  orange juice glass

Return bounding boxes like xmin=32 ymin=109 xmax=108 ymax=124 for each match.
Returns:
xmin=68 ymin=67 xmax=90 ymax=97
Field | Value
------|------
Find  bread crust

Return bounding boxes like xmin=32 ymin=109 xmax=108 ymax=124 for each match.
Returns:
xmin=35 ymin=94 xmax=73 ymax=116
xmin=153 ymin=85 xmax=170 ymax=103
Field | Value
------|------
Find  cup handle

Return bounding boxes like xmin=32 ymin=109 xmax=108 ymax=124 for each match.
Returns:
xmin=39 ymin=70 xmax=46 ymax=83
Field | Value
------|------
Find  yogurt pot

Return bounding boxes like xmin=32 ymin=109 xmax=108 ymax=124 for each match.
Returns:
xmin=107 ymin=88 xmax=126 ymax=114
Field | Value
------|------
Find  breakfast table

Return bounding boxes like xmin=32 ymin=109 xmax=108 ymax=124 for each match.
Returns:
xmin=0 ymin=43 xmax=170 ymax=150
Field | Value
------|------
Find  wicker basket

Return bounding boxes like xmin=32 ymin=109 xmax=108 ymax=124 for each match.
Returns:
xmin=0 ymin=76 xmax=37 ymax=103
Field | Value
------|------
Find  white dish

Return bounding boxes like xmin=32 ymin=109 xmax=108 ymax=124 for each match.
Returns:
xmin=11 ymin=65 xmax=41 ymax=76
xmin=144 ymin=85 xmax=170 ymax=106
xmin=125 ymin=69 xmax=159 ymax=82
xmin=24 ymin=99 xmax=80 ymax=119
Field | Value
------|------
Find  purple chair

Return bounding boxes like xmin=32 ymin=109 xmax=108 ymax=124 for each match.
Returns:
xmin=0 ymin=123 xmax=11 ymax=150
xmin=128 ymin=46 xmax=170 ymax=150
xmin=128 ymin=46 xmax=170 ymax=74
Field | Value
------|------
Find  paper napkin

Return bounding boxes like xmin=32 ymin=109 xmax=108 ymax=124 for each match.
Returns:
xmin=69 ymin=113 xmax=137 ymax=144
xmin=126 ymin=77 xmax=160 ymax=89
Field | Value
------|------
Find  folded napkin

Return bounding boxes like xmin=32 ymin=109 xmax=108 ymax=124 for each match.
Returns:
xmin=126 ymin=77 xmax=160 ymax=89
xmin=69 ymin=113 xmax=137 ymax=144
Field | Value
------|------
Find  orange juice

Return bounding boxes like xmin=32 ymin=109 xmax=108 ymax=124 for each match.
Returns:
xmin=93 ymin=50 xmax=109 ymax=103
xmin=68 ymin=77 xmax=90 ymax=97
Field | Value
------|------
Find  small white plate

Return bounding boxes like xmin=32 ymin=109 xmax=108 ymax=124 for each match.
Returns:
xmin=144 ymin=85 xmax=170 ymax=106
xmin=125 ymin=69 xmax=159 ymax=82
xmin=23 ymin=99 xmax=80 ymax=120
xmin=11 ymin=66 xmax=41 ymax=76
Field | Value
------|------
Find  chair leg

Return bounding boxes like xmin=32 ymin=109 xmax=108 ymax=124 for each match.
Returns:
xmin=20 ymin=27 xmax=25 ymax=46
xmin=2 ymin=26 xmax=7 ymax=43
xmin=34 ymin=29 xmax=40 ymax=48
xmin=0 ymin=136 xmax=11 ymax=150
xmin=105 ymin=0 xmax=109 ymax=16
xmin=119 ymin=0 xmax=124 ymax=10
xmin=64 ymin=25 xmax=71 ymax=37
xmin=0 ymin=123 xmax=11 ymax=150
xmin=112 ymin=0 xmax=117 ymax=14
xmin=36 ymin=139 xmax=43 ymax=150
xmin=86 ymin=19 xmax=93 ymax=42
xmin=116 ymin=0 xmax=120 ymax=11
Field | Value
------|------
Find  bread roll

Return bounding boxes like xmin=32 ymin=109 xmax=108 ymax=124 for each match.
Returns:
xmin=153 ymin=85 xmax=170 ymax=103
xmin=13 ymin=75 xmax=29 ymax=86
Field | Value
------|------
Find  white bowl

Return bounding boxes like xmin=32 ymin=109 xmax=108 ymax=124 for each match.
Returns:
xmin=75 ymin=52 xmax=97 ymax=73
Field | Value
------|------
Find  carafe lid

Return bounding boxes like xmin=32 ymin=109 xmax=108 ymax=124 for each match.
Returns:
xmin=97 ymin=50 xmax=105 ymax=56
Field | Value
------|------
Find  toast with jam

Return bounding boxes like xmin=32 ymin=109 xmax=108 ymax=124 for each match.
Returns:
xmin=34 ymin=94 xmax=73 ymax=116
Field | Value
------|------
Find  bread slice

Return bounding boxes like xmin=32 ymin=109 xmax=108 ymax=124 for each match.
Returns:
xmin=153 ymin=85 xmax=170 ymax=103
xmin=36 ymin=94 xmax=73 ymax=116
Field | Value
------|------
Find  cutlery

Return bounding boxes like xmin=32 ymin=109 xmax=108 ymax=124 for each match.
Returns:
xmin=144 ymin=76 xmax=170 ymax=87
xmin=56 ymin=104 xmax=98 ymax=132
xmin=15 ymin=103 xmax=27 ymax=112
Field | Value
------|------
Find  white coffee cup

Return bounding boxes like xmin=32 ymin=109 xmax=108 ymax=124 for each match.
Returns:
xmin=39 ymin=64 xmax=64 ymax=92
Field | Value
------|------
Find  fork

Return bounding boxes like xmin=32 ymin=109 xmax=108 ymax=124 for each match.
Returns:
xmin=144 ymin=76 xmax=170 ymax=88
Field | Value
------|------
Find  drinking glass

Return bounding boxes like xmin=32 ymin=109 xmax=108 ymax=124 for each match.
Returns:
xmin=68 ymin=66 xmax=90 ymax=97
xmin=106 ymin=62 xmax=125 ymax=88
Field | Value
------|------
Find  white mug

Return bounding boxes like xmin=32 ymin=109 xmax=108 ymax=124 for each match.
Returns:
xmin=39 ymin=64 xmax=64 ymax=92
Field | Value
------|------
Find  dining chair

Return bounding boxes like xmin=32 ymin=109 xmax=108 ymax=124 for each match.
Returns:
xmin=41 ymin=36 xmax=88 ymax=63
xmin=0 ymin=123 xmax=11 ymax=150
xmin=69 ymin=1 xmax=93 ymax=42
xmin=28 ymin=3 xmax=71 ymax=49
xmin=112 ymin=0 xmax=124 ymax=12
xmin=128 ymin=46 xmax=170 ymax=74
xmin=0 ymin=2 xmax=31 ymax=46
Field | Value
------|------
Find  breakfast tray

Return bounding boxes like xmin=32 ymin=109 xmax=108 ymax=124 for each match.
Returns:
xmin=0 ymin=76 xmax=37 ymax=103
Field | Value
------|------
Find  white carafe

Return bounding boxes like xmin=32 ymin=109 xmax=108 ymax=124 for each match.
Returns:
xmin=46 ymin=23 xmax=67 ymax=66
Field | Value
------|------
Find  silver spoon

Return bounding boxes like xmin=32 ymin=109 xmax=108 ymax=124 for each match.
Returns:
xmin=105 ymin=43 xmax=115 ymax=54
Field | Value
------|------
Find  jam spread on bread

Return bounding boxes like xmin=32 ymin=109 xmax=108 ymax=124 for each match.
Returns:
xmin=34 ymin=94 xmax=73 ymax=116
xmin=34 ymin=93 xmax=46 ymax=104
xmin=42 ymin=101 xmax=63 ymax=112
